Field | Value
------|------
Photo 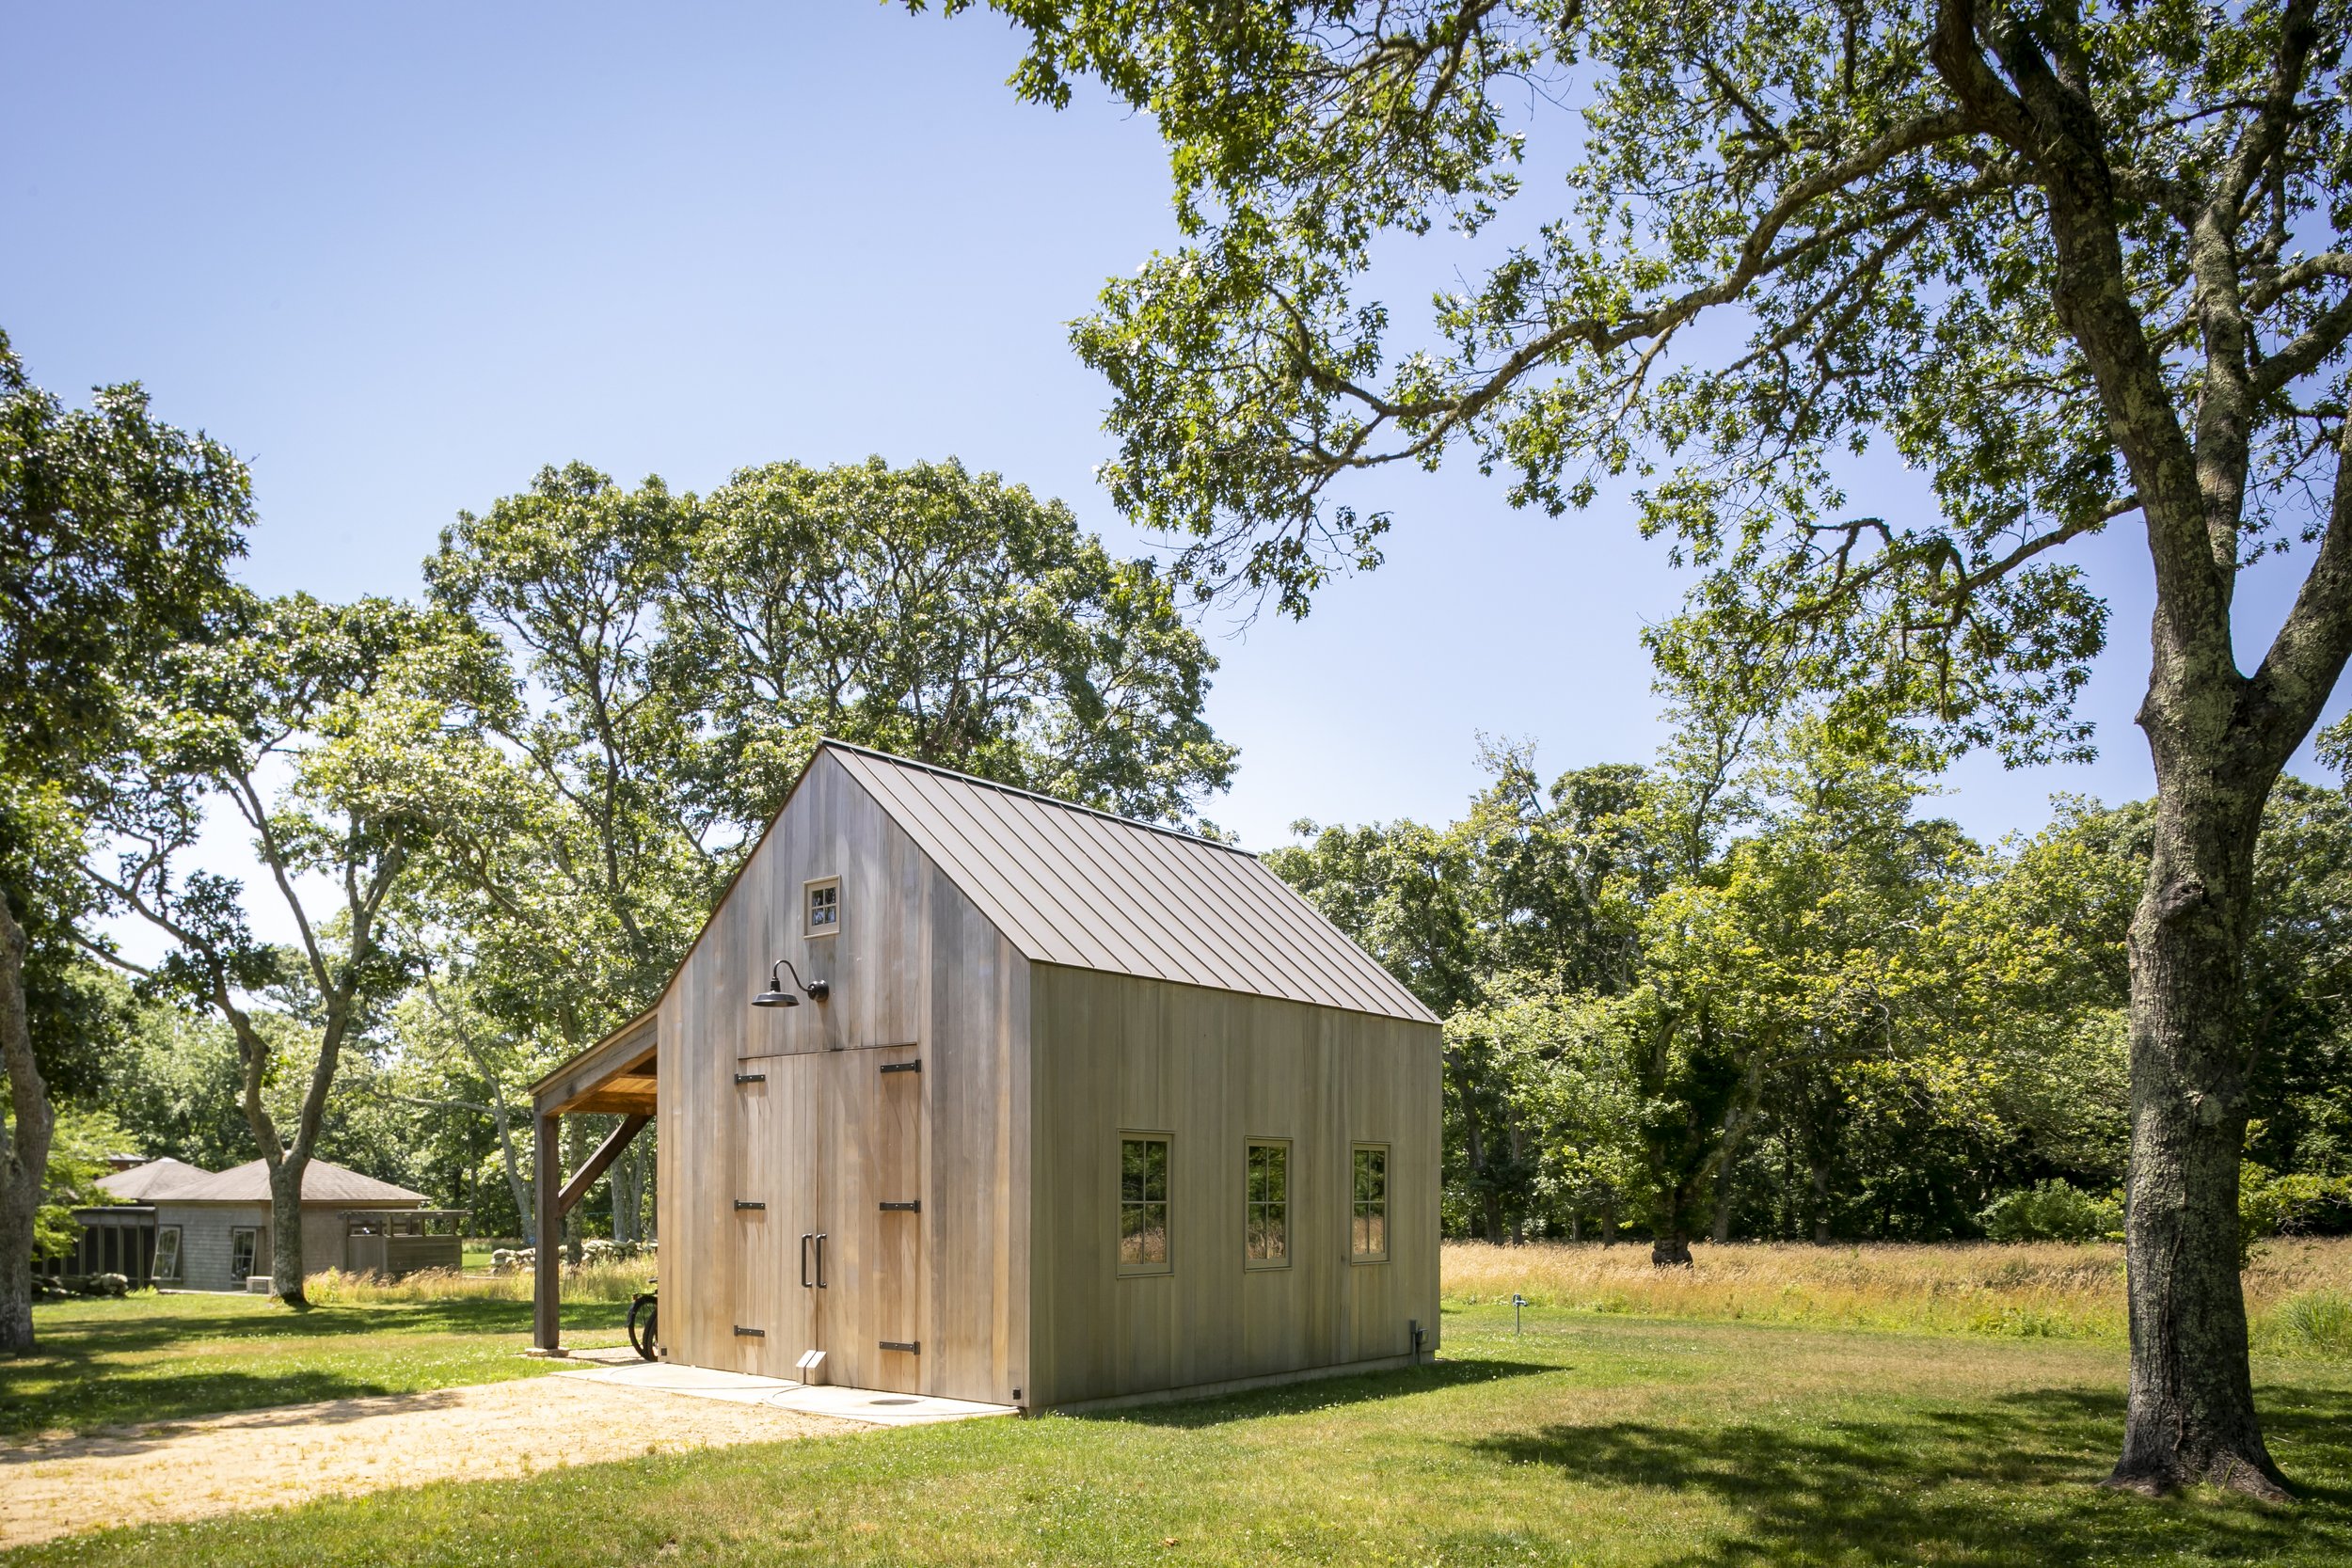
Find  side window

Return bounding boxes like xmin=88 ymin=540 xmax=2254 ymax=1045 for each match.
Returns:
xmin=230 ymin=1226 xmax=260 ymax=1281
xmin=1351 ymin=1146 xmax=1389 ymax=1262
xmin=1246 ymin=1141 xmax=1289 ymax=1267
xmin=804 ymin=876 xmax=841 ymax=937
xmin=1119 ymin=1134 xmax=1171 ymax=1275
xmin=153 ymin=1226 xmax=183 ymax=1283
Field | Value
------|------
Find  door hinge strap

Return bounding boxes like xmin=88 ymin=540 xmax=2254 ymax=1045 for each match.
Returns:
xmin=880 ymin=1339 xmax=920 ymax=1354
xmin=880 ymin=1200 xmax=920 ymax=1212
xmin=734 ymin=1072 xmax=766 ymax=1084
xmin=734 ymin=1325 xmax=766 ymax=1337
xmin=879 ymin=1059 xmax=921 ymax=1074
xmin=734 ymin=1199 xmax=766 ymax=1211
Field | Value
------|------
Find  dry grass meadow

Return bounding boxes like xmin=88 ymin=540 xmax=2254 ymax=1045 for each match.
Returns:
xmin=1441 ymin=1235 xmax=2352 ymax=1354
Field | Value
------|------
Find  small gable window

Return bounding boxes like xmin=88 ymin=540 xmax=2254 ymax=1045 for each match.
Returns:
xmin=804 ymin=877 xmax=840 ymax=937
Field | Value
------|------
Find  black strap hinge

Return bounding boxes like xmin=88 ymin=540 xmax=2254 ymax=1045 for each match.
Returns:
xmin=734 ymin=1199 xmax=766 ymax=1211
xmin=734 ymin=1325 xmax=765 ymax=1337
xmin=879 ymin=1059 xmax=921 ymax=1074
xmin=879 ymin=1339 xmax=919 ymax=1354
xmin=734 ymin=1071 xmax=766 ymax=1084
xmin=880 ymin=1200 xmax=920 ymax=1212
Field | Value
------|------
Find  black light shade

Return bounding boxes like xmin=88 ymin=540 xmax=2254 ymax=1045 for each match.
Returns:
xmin=754 ymin=958 xmax=828 ymax=1009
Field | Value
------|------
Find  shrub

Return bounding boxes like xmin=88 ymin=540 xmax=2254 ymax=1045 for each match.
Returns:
xmin=1977 ymin=1181 xmax=2121 ymax=1243
xmin=2240 ymin=1164 xmax=2352 ymax=1241
xmin=2271 ymin=1291 xmax=2352 ymax=1358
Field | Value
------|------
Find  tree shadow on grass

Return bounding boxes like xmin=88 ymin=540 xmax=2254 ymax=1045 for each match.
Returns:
xmin=27 ymin=1295 xmax=625 ymax=1350
xmin=1077 ymin=1355 xmax=1549 ymax=1431
xmin=1 ymin=1297 xmax=628 ymax=1440
xmin=1467 ymin=1382 xmax=2352 ymax=1567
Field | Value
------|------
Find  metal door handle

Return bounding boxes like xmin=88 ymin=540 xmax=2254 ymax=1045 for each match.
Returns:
xmin=816 ymin=1232 xmax=827 ymax=1289
xmin=801 ymin=1232 xmax=813 ymax=1289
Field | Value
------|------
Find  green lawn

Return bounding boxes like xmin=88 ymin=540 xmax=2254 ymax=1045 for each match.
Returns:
xmin=13 ymin=1303 xmax=2350 ymax=1566
xmin=0 ymin=1291 xmax=628 ymax=1440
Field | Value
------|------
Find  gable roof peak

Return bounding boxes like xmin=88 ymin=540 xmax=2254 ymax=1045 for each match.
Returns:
xmin=812 ymin=738 xmax=1252 ymax=858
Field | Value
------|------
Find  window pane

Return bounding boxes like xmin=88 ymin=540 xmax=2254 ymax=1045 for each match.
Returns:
xmin=1120 ymin=1137 xmax=1170 ymax=1268
xmin=1354 ymin=1148 xmax=1386 ymax=1205
xmin=1265 ymin=1143 xmax=1286 ymax=1201
xmin=1263 ymin=1203 xmax=1286 ymax=1260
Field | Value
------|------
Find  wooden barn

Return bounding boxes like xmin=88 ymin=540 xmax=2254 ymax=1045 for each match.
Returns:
xmin=530 ymin=740 xmax=1440 ymax=1411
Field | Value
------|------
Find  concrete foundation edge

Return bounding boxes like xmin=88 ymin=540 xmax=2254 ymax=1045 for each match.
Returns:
xmin=1041 ymin=1351 xmax=1427 ymax=1416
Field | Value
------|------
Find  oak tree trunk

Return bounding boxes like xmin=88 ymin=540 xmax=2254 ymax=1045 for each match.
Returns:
xmin=0 ymin=889 xmax=54 ymax=1354
xmin=268 ymin=1153 xmax=311 ymax=1306
xmin=2107 ymin=767 xmax=2289 ymax=1498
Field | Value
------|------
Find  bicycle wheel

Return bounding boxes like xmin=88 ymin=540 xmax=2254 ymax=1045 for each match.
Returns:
xmin=627 ymin=1294 xmax=659 ymax=1361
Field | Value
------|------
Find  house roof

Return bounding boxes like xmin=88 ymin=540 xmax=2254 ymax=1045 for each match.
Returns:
xmin=95 ymin=1156 xmax=210 ymax=1202
xmin=826 ymin=742 xmax=1437 ymax=1023
xmin=98 ymin=1157 xmax=430 ymax=1207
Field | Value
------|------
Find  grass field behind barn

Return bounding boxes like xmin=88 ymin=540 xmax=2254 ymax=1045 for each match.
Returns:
xmin=9 ymin=1241 xmax=2352 ymax=1565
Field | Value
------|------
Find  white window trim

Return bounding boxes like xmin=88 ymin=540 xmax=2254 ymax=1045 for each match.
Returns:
xmin=152 ymin=1225 xmax=183 ymax=1283
xmin=803 ymin=875 xmax=842 ymax=938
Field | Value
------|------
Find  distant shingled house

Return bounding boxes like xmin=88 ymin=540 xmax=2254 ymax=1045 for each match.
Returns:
xmin=49 ymin=1157 xmax=459 ymax=1291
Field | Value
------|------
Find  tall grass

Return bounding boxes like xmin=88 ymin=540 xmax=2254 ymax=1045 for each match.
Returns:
xmin=303 ymin=1258 xmax=654 ymax=1307
xmin=1442 ymin=1236 xmax=2352 ymax=1354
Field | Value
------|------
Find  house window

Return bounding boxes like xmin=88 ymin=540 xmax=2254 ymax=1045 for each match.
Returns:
xmin=1119 ymin=1134 xmax=1171 ymax=1275
xmin=804 ymin=877 xmax=841 ymax=937
xmin=230 ymin=1226 xmax=260 ymax=1281
xmin=1246 ymin=1141 xmax=1289 ymax=1267
xmin=1351 ymin=1146 xmax=1389 ymax=1262
xmin=153 ymin=1226 xmax=183 ymax=1284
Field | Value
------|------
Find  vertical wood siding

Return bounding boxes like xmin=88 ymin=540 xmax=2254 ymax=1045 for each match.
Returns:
xmin=1025 ymin=967 xmax=1442 ymax=1407
xmin=658 ymin=751 xmax=1027 ymax=1402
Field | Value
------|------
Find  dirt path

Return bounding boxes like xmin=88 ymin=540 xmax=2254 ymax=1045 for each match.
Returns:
xmin=0 ymin=1371 xmax=866 ymax=1548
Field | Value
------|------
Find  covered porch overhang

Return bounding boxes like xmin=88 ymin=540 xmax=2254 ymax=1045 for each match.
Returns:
xmin=526 ymin=1006 xmax=660 ymax=1353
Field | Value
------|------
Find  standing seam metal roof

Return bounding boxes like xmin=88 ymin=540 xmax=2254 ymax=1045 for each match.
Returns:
xmin=824 ymin=743 xmax=1437 ymax=1024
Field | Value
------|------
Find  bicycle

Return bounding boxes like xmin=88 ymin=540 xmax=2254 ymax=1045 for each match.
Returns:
xmin=627 ymin=1281 xmax=659 ymax=1361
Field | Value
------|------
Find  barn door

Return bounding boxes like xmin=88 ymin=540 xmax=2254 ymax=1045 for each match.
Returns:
xmin=820 ymin=1043 xmax=925 ymax=1393
xmin=731 ymin=1053 xmax=824 ymax=1376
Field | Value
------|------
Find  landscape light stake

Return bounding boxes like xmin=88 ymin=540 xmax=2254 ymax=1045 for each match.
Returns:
xmin=1513 ymin=1293 xmax=1527 ymax=1336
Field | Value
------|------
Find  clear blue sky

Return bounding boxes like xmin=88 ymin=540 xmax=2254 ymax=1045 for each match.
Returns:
xmin=8 ymin=1 xmax=2344 ymax=873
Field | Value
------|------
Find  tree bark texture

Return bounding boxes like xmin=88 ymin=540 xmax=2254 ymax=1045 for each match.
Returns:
xmin=0 ymin=889 xmax=56 ymax=1354
xmin=268 ymin=1153 xmax=310 ymax=1306
xmin=2107 ymin=752 xmax=2288 ymax=1497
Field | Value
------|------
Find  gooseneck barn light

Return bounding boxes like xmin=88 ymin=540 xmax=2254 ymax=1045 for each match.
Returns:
xmin=753 ymin=957 xmax=830 ymax=1008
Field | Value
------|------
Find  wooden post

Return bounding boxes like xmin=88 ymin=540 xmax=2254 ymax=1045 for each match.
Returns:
xmin=533 ymin=1112 xmax=561 ymax=1352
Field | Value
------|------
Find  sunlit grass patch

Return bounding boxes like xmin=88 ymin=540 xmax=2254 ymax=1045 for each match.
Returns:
xmin=1441 ymin=1237 xmax=2352 ymax=1353
xmin=18 ymin=1307 xmax=2352 ymax=1567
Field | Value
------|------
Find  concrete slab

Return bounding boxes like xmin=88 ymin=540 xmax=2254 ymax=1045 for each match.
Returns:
xmin=765 ymin=1383 xmax=1015 ymax=1426
xmin=552 ymin=1360 xmax=1015 ymax=1425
